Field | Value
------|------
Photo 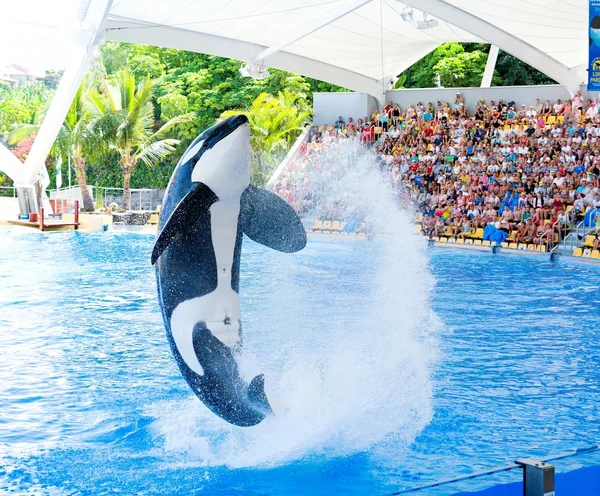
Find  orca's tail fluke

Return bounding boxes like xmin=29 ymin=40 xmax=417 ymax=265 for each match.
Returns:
xmin=247 ymin=374 xmax=273 ymax=416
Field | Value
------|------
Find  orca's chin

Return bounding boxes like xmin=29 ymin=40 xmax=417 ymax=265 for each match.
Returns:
xmin=204 ymin=114 xmax=249 ymax=149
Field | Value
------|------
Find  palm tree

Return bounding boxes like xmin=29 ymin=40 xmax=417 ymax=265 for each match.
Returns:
xmin=87 ymin=70 xmax=194 ymax=210
xmin=221 ymin=90 xmax=311 ymax=185
xmin=7 ymin=84 xmax=96 ymax=211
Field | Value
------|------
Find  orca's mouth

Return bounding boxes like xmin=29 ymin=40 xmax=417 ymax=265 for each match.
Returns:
xmin=204 ymin=114 xmax=249 ymax=150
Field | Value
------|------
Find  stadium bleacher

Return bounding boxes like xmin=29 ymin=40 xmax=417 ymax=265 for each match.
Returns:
xmin=274 ymin=93 xmax=600 ymax=257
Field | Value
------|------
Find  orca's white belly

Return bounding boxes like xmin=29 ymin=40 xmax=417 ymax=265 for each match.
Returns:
xmin=170 ymin=200 xmax=241 ymax=376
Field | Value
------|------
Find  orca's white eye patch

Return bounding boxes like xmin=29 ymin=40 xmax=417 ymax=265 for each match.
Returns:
xmin=591 ymin=28 xmax=600 ymax=45
xmin=181 ymin=140 xmax=204 ymax=165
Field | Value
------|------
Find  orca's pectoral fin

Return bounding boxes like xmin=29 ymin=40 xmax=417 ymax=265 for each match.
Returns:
xmin=247 ymin=374 xmax=273 ymax=415
xmin=151 ymin=182 xmax=218 ymax=264
xmin=240 ymin=185 xmax=307 ymax=253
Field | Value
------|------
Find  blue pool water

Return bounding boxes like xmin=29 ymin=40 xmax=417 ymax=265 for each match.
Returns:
xmin=1 ymin=230 xmax=600 ymax=495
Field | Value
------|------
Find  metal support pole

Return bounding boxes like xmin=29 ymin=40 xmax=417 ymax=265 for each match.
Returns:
xmin=24 ymin=0 xmax=113 ymax=185
xmin=481 ymin=45 xmax=499 ymax=88
xmin=39 ymin=206 xmax=44 ymax=231
xmin=515 ymin=459 xmax=555 ymax=496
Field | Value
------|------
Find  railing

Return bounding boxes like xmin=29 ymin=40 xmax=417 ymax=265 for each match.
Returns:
xmin=390 ymin=442 xmax=600 ymax=495
xmin=552 ymin=207 xmax=596 ymax=257
xmin=47 ymin=185 xmax=164 ymax=212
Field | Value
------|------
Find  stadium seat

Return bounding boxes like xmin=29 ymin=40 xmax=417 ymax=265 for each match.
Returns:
xmin=330 ymin=221 xmax=341 ymax=232
xmin=439 ymin=237 xmax=448 ymax=243
xmin=310 ymin=219 xmax=323 ymax=232
xmin=527 ymin=244 xmax=536 ymax=251
xmin=583 ymin=248 xmax=592 ymax=258
xmin=147 ymin=213 xmax=159 ymax=225
xmin=547 ymin=116 xmax=557 ymax=124
xmin=501 ymin=242 xmax=509 ymax=248
xmin=573 ymin=248 xmax=583 ymax=257
xmin=592 ymin=250 xmax=600 ymax=259
xmin=456 ymin=238 xmax=465 ymax=244
xmin=583 ymin=235 xmax=595 ymax=247
xmin=473 ymin=240 xmax=482 ymax=245
xmin=482 ymin=240 xmax=491 ymax=246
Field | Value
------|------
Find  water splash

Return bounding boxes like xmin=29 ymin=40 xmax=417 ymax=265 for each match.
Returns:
xmin=149 ymin=140 xmax=442 ymax=468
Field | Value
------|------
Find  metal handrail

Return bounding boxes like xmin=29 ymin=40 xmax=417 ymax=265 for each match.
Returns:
xmin=389 ymin=443 xmax=600 ymax=495
xmin=553 ymin=207 xmax=597 ymax=256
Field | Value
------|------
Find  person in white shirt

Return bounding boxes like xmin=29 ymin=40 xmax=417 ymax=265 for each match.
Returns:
xmin=525 ymin=106 xmax=537 ymax=118
xmin=573 ymin=91 xmax=584 ymax=112
xmin=553 ymin=99 xmax=564 ymax=114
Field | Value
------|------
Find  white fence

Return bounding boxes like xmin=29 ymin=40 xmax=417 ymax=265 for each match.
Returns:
xmin=49 ymin=186 xmax=164 ymax=211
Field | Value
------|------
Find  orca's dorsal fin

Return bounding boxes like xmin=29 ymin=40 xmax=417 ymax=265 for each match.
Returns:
xmin=247 ymin=374 xmax=272 ymax=414
xmin=240 ymin=185 xmax=307 ymax=253
xmin=151 ymin=182 xmax=218 ymax=265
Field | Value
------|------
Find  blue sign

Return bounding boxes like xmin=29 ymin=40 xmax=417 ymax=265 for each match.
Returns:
xmin=589 ymin=0 xmax=600 ymax=90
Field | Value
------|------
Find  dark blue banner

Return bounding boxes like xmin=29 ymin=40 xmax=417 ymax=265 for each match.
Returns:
xmin=589 ymin=0 xmax=600 ymax=90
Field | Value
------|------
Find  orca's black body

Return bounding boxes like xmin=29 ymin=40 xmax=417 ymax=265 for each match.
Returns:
xmin=152 ymin=115 xmax=306 ymax=427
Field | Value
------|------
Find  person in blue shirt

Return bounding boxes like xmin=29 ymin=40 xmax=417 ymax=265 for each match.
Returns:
xmin=474 ymin=126 xmax=485 ymax=141
xmin=334 ymin=116 xmax=345 ymax=130
xmin=423 ymin=110 xmax=433 ymax=121
xmin=466 ymin=141 xmax=475 ymax=156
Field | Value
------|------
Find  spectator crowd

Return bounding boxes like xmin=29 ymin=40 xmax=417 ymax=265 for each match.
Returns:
xmin=274 ymin=91 xmax=600 ymax=248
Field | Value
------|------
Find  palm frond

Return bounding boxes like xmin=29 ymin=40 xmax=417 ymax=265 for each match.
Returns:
xmin=135 ymin=139 xmax=180 ymax=167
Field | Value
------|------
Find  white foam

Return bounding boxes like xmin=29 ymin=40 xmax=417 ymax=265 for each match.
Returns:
xmin=148 ymin=139 xmax=443 ymax=468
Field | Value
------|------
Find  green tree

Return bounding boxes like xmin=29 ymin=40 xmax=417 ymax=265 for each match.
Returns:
xmin=7 ymin=84 xmax=97 ymax=211
xmin=433 ymin=49 xmax=488 ymax=88
xmin=397 ymin=42 xmax=555 ymax=89
xmin=0 ymin=81 xmax=53 ymax=135
xmin=221 ymin=90 xmax=311 ymax=185
xmin=495 ymin=52 xmax=555 ymax=86
xmin=99 ymin=42 xmax=133 ymax=75
xmin=42 ymin=70 xmax=63 ymax=89
xmin=87 ymin=69 xmax=194 ymax=209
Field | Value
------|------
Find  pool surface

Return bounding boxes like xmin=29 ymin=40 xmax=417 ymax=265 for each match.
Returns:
xmin=1 ymin=230 xmax=600 ymax=495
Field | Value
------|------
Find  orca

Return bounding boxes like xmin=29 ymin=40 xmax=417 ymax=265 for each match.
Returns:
xmin=151 ymin=114 xmax=306 ymax=427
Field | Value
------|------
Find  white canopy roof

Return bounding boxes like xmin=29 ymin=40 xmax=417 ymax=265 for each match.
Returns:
xmin=105 ymin=0 xmax=589 ymax=98
xmin=0 ymin=0 xmax=590 ymax=187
